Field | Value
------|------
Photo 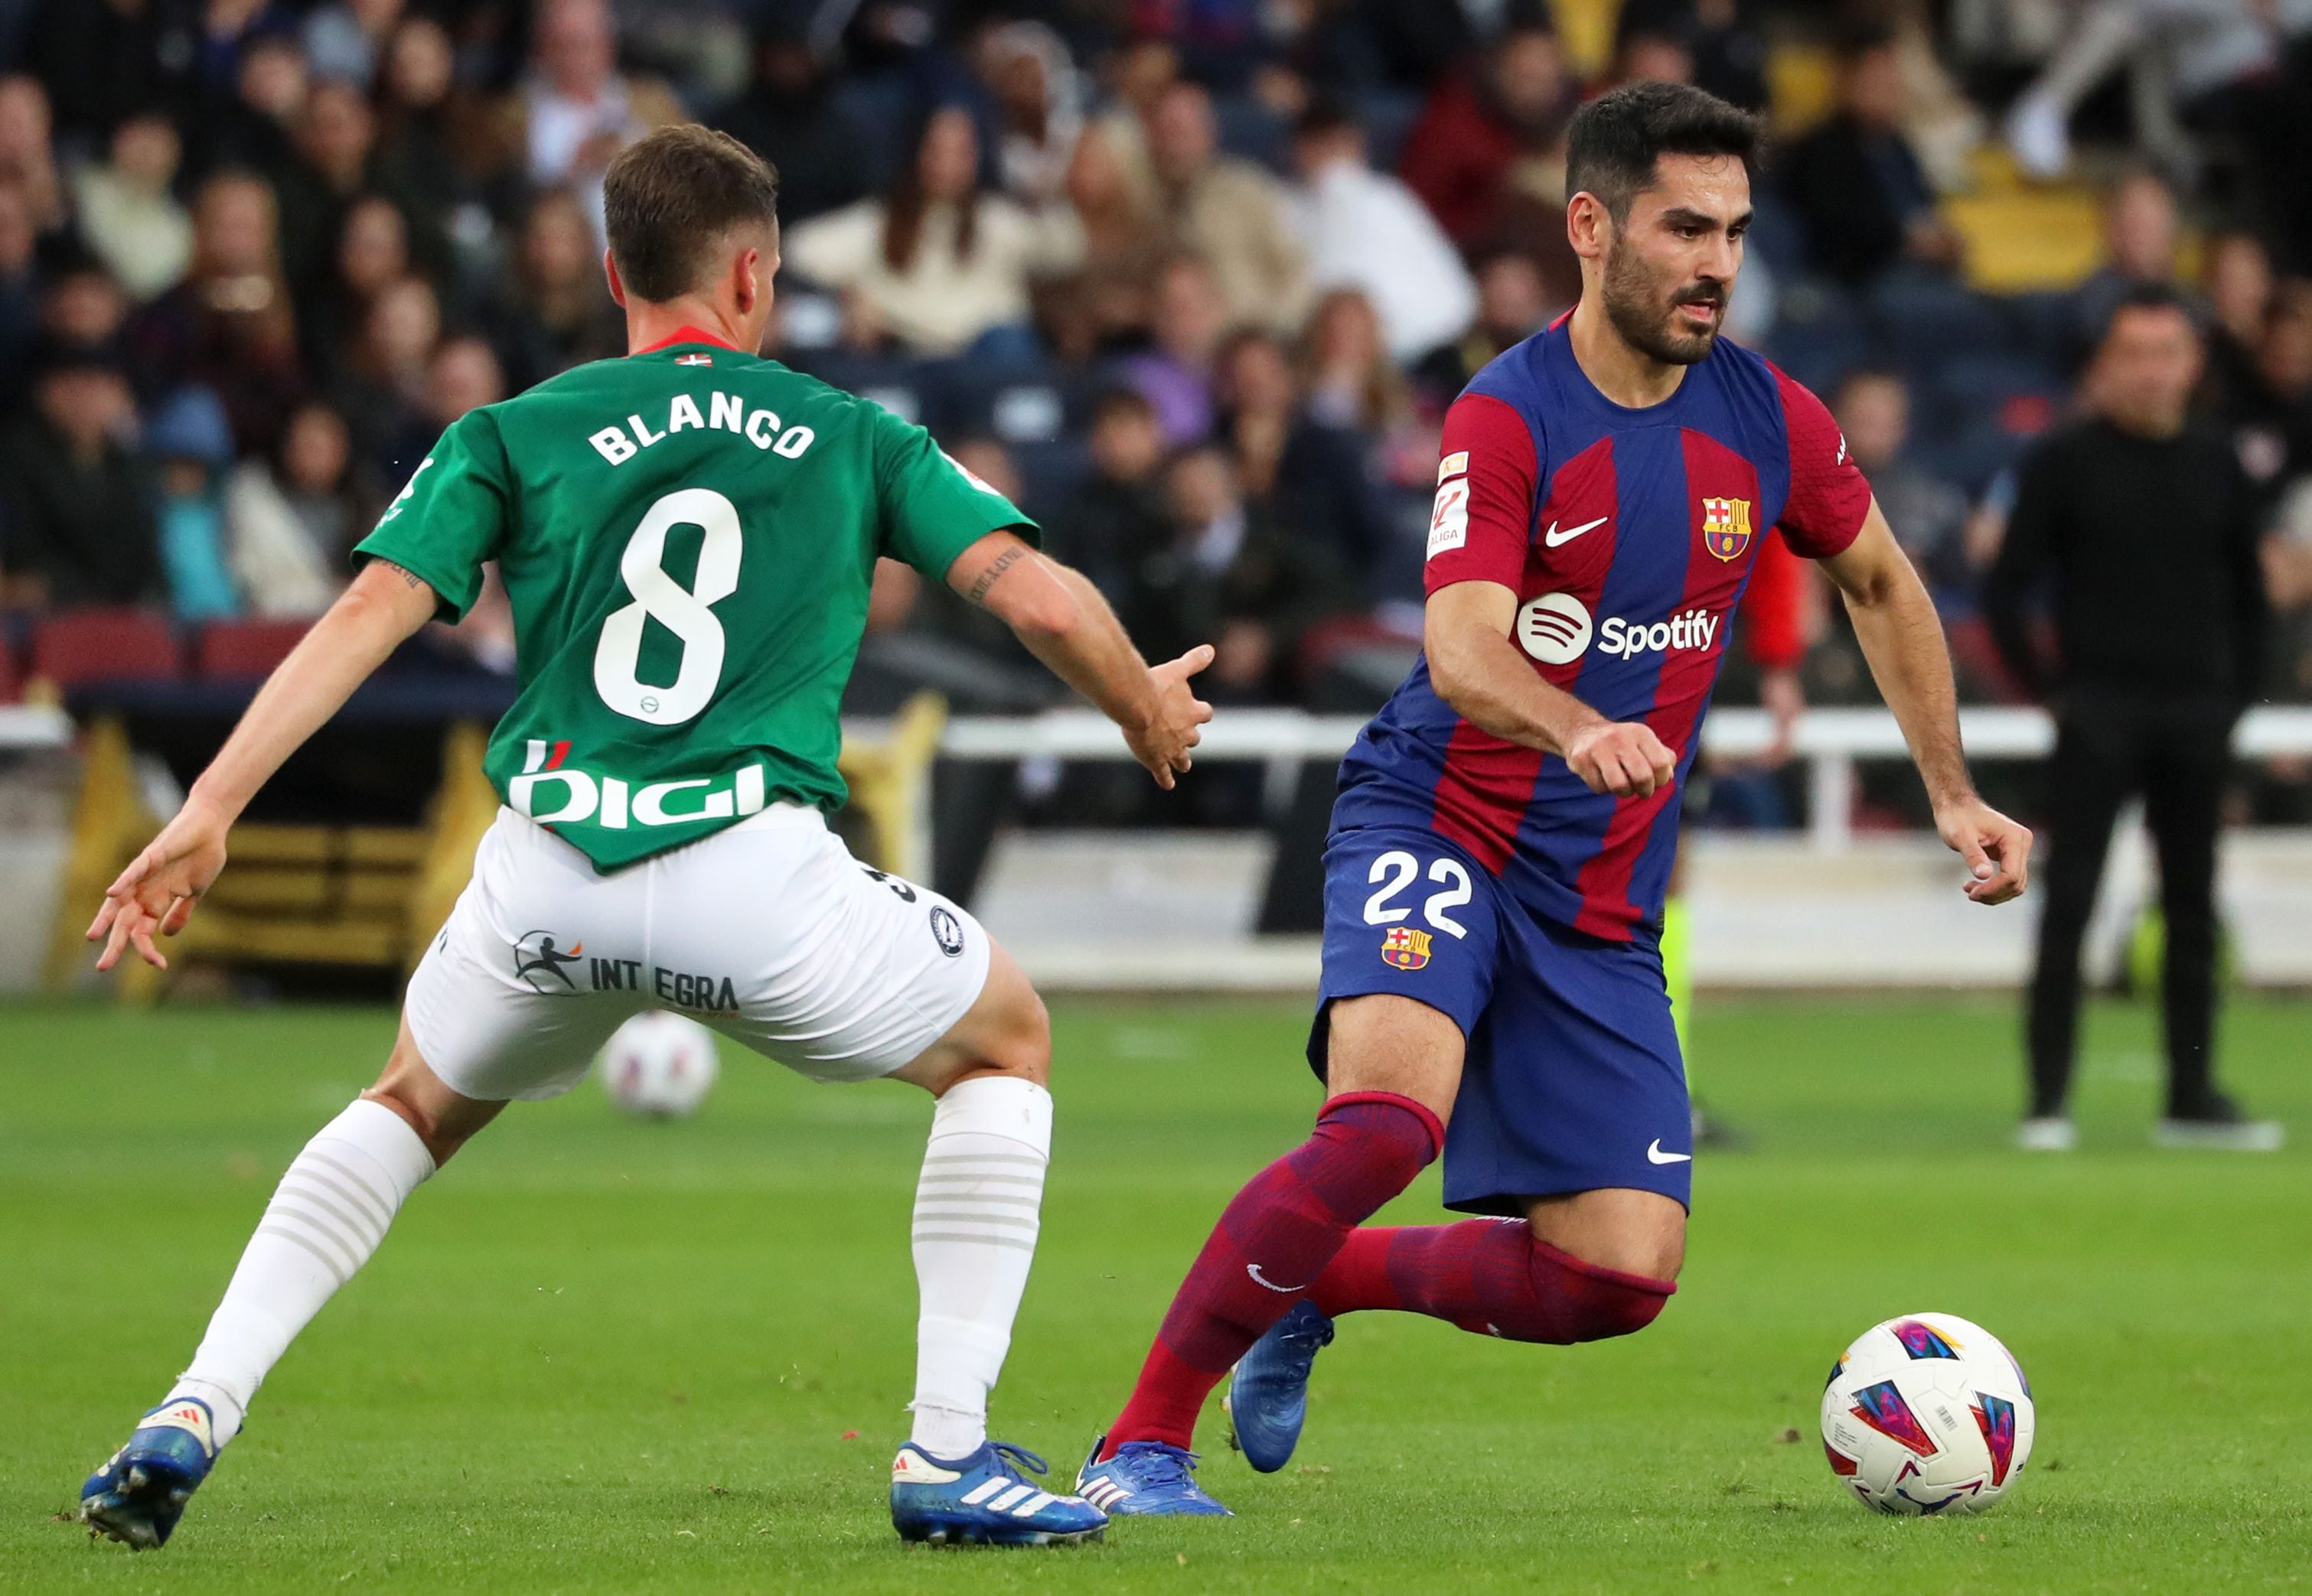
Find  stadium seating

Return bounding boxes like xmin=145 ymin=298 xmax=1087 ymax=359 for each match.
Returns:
xmin=30 ymin=610 xmax=183 ymax=693
xmin=194 ymin=619 xmax=312 ymax=682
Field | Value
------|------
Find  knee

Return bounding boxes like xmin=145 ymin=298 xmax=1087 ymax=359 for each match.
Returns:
xmin=1522 ymin=1232 xmax=1678 ymax=1343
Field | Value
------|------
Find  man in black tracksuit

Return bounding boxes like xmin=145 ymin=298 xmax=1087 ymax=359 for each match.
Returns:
xmin=1987 ymin=285 xmax=2279 ymax=1151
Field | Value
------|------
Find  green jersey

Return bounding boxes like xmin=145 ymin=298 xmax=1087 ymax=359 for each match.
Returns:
xmin=353 ymin=334 xmax=1034 ymax=871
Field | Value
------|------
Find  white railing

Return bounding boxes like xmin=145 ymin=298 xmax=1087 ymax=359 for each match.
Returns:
xmin=931 ymin=705 xmax=2312 ymax=851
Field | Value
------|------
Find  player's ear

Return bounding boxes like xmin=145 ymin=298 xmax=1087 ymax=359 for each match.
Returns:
xmin=604 ymin=249 xmax=627 ymax=308
xmin=1567 ymin=191 xmax=1609 ymax=262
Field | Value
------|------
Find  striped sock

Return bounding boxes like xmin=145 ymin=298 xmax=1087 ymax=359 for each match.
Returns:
xmin=908 ymin=1076 xmax=1051 ymax=1461
xmin=170 ymin=1099 xmax=435 ymax=1445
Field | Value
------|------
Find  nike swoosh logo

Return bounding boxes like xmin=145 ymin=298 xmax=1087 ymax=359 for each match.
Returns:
xmin=1245 ymin=1263 xmax=1305 ymax=1293
xmin=1544 ymin=515 xmax=1609 ymax=548
xmin=1647 ymin=1139 xmax=1693 ymax=1164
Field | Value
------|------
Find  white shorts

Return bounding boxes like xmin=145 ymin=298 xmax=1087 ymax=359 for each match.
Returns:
xmin=406 ymin=804 xmax=993 ymax=1101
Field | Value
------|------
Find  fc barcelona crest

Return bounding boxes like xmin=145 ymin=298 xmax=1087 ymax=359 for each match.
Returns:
xmin=1380 ymin=925 xmax=1433 ymax=971
xmin=1701 ymin=496 xmax=1754 ymax=561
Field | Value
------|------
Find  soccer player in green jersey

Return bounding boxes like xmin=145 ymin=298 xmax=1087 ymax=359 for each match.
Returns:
xmin=77 ymin=126 xmax=1211 ymax=1552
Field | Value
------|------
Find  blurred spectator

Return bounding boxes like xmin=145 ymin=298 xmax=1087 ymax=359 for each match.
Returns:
xmin=1050 ymin=125 xmax=1166 ymax=358
xmin=302 ymin=194 xmax=411 ymax=387
xmin=2252 ymin=285 xmax=2312 ymax=483
xmin=303 ymin=0 xmax=403 ymax=88
xmin=2064 ymin=170 xmax=2188 ymax=370
xmin=126 ymin=170 xmax=305 ymax=456
xmin=145 ymin=386 xmax=242 ymax=620
xmin=1398 ymin=24 xmax=1577 ymax=249
xmin=193 ymin=28 xmax=306 ymax=186
xmin=511 ymin=0 xmax=679 ymax=247
xmin=370 ymin=15 xmax=472 ymax=267
xmin=713 ymin=23 xmax=874 ymax=227
xmin=1136 ymin=80 xmax=1310 ymax=335
xmin=977 ymin=20 xmax=1085 ymax=206
xmin=0 ymin=337 xmax=158 ymax=607
xmin=788 ymin=106 xmax=1082 ymax=360
xmin=0 ymin=75 xmax=63 ymax=236
xmin=1414 ymin=248 xmax=1556 ymax=404
xmin=380 ymin=332 xmax=503 ymax=481
xmin=1052 ymin=386 xmax=1169 ymax=602
xmin=1618 ymin=0 xmax=1769 ymax=110
xmin=41 ymin=259 xmax=130 ymax=349
xmin=1115 ymin=252 xmax=1228 ymax=446
xmin=225 ymin=399 xmax=358 ymax=616
xmin=1215 ymin=326 xmax=1393 ymax=588
xmin=1127 ymin=441 xmax=1355 ymax=704
xmin=1304 ymin=288 xmax=1416 ymax=454
xmin=487 ymin=188 xmax=624 ymax=392
xmin=328 ymin=275 xmax=438 ymax=485
xmin=1287 ymin=101 xmax=1476 ymax=364
xmin=70 ymin=115 xmax=194 ymax=305
xmin=1777 ymin=21 xmax=1961 ymax=288
xmin=2264 ymin=477 xmax=2312 ymax=699
xmin=1832 ymin=370 xmax=1970 ymax=596
xmin=2197 ymin=230 xmax=2275 ymax=438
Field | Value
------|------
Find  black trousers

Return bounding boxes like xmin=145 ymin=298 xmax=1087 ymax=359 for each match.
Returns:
xmin=2027 ymin=692 xmax=2235 ymax=1117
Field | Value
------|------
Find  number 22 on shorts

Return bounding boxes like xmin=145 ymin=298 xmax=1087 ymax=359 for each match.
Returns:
xmin=1361 ymin=849 xmax=1473 ymax=938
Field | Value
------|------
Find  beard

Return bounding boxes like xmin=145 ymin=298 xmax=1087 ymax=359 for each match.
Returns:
xmin=1601 ymin=240 xmax=1727 ymax=366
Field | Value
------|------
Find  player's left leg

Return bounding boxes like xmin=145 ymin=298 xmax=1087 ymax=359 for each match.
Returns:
xmin=684 ymin=819 xmax=1100 ymax=1545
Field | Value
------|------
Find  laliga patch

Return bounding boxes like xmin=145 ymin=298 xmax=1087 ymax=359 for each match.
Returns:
xmin=1381 ymin=925 xmax=1433 ymax=970
xmin=1436 ymin=451 xmax=1469 ymax=483
xmin=1427 ymin=478 xmax=1471 ymax=559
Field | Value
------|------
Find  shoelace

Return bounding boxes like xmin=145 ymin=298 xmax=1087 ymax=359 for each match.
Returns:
xmin=1111 ymin=1441 xmax=1202 ymax=1490
xmin=986 ymin=1441 xmax=1052 ymax=1482
xmin=1273 ymin=1314 xmax=1335 ymax=1376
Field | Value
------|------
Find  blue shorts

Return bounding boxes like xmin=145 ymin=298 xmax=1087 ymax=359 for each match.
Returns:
xmin=1307 ymin=824 xmax=1692 ymax=1215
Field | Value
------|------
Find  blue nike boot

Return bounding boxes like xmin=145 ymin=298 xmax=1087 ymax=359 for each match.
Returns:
xmin=80 ymin=1396 xmax=223 ymax=1549
xmin=1226 ymin=1300 xmax=1335 ymax=1473
xmin=889 ymin=1439 xmax=1107 ymax=1546
xmin=1074 ymin=1435 xmax=1232 ymax=1516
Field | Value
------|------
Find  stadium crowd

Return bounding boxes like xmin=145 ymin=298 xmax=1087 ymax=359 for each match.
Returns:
xmin=3 ymin=0 xmax=2312 ymax=828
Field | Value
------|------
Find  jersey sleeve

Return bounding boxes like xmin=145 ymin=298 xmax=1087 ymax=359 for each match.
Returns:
xmin=871 ymin=406 xmax=1039 ymax=580
xmin=350 ymin=410 xmax=512 ymax=622
xmin=1771 ymin=366 xmax=1872 ymax=560
xmin=1423 ymin=391 xmax=1538 ymax=594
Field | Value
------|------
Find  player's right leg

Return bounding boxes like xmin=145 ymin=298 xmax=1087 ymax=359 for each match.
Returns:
xmin=79 ymin=1024 xmax=506 ymax=1549
xmin=79 ymin=808 xmax=634 ymax=1550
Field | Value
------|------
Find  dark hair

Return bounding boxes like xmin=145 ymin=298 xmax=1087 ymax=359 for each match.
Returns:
xmin=883 ymin=108 xmax=979 ymax=274
xmin=1090 ymin=386 xmax=1157 ymax=426
xmin=1293 ymin=97 xmax=1358 ymax=142
xmin=603 ymin=125 xmax=781 ymax=304
xmin=1564 ymin=80 xmax=1760 ymax=222
xmin=2100 ymin=282 xmax=2203 ymax=346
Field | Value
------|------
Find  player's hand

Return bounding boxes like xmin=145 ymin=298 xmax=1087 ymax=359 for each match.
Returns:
xmin=1935 ymin=797 xmax=2032 ymax=906
xmin=1127 ymin=644 xmax=1215 ymax=790
xmin=1564 ymin=719 xmax=1678 ymax=798
xmin=86 ymin=795 xmax=232 ymax=972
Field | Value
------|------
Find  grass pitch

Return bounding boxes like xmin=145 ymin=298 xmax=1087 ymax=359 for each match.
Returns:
xmin=3 ymin=992 xmax=2308 ymax=1593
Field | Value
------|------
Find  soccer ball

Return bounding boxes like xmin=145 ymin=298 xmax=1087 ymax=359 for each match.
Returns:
xmin=1821 ymin=1312 xmax=2035 ymax=1516
xmin=596 ymin=1012 xmax=719 ymax=1118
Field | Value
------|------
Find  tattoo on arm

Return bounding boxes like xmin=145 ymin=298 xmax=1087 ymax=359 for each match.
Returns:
xmin=378 ymin=560 xmax=428 ymax=590
xmin=964 ymin=545 xmax=1026 ymax=606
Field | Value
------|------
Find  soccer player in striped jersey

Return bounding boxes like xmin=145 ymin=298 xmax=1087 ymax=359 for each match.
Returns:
xmin=1078 ymin=82 xmax=2033 ymax=1516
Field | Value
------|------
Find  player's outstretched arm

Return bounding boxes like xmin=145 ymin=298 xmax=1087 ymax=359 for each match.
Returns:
xmin=1425 ymin=580 xmax=1678 ymax=797
xmin=945 ymin=530 xmax=1214 ymax=789
xmin=1819 ymin=501 xmax=2032 ymax=905
xmin=87 ymin=560 xmax=442 ymax=971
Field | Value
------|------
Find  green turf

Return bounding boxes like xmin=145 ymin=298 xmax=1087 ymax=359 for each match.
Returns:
xmin=3 ymin=993 xmax=2308 ymax=1593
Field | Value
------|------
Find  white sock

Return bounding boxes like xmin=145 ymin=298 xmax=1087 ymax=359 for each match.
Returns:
xmin=168 ymin=1099 xmax=435 ymax=1445
xmin=907 ymin=1076 xmax=1051 ymax=1461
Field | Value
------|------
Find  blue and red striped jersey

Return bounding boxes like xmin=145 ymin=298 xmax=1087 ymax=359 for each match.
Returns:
xmin=1334 ymin=318 xmax=1872 ymax=943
